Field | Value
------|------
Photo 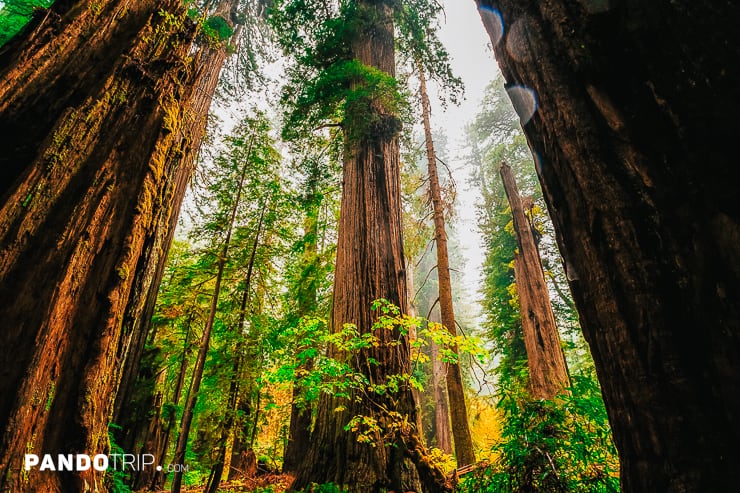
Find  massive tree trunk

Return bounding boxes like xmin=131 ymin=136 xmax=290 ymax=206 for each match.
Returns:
xmin=417 ymin=63 xmax=475 ymax=467
xmin=113 ymin=26 xmax=235 ymax=430
xmin=114 ymin=8 xmax=241 ymax=487
xmin=500 ymin=162 xmax=569 ymax=399
xmin=477 ymin=1 xmax=740 ymax=491
xmin=0 ymin=1 xmax=201 ymax=490
xmin=291 ymin=2 xmax=449 ymax=492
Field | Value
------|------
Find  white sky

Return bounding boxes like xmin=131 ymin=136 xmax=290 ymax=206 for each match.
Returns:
xmin=427 ymin=1 xmax=499 ymax=304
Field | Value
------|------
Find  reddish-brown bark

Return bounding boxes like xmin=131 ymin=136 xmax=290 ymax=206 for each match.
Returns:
xmin=477 ymin=1 xmax=740 ymax=490
xmin=500 ymin=163 xmax=570 ymax=399
xmin=291 ymin=2 xmax=449 ymax=491
xmin=0 ymin=1 xmax=202 ymax=490
xmin=417 ymin=63 xmax=475 ymax=467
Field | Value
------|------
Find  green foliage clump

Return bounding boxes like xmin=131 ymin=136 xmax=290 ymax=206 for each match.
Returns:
xmin=202 ymin=15 xmax=233 ymax=42
xmin=270 ymin=0 xmax=406 ymax=144
xmin=270 ymin=299 xmax=484 ymax=449
xmin=0 ymin=0 xmax=53 ymax=47
xmin=458 ymin=378 xmax=619 ymax=493
xmin=105 ymin=424 xmax=131 ymax=493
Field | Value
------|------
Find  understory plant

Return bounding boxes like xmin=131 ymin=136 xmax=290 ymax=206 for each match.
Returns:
xmin=457 ymin=376 xmax=619 ymax=493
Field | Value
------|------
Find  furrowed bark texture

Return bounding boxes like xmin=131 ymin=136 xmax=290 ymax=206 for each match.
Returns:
xmin=0 ymin=1 xmax=200 ymax=490
xmin=501 ymin=163 xmax=569 ymax=399
xmin=418 ymin=63 xmax=475 ymax=467
xmin=113 ymin=35 xmax=231 ymax=430
xmin=292 ymin=2 xmax=449 ymax=492
xmin=477 ymin=1 xmax=740 ymax=491
xmin=113 ymin=13 xmax=239 ymax=485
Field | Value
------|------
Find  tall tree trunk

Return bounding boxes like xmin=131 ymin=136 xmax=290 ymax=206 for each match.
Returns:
xmin=477 ymin=1 xmax=740 ymax=490
xmin=207 ymin=210 xmax=264 ymax=492
xmin=117 ymin=1 xmax=242 ymax=486
xmin=292 ymin=2 xmax=449 ymax=492
xmin=170 ymin=138 xmax=253 ymax=493
xmin=500 ymin=162 xmax=569 ymax=399
xmin=0 ymin=2 xmax=200 ymax=490
xmin=147 ymin=316 xmax=193 ymax=491
xmin=417 ymin=62 xmax=475 ymax=467
xmin=113 ymin=25 xmax=235 ymax=429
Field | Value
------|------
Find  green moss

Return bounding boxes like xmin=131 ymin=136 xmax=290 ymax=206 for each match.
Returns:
xmin=203 ymin=15 xmax=233 ymax=42
xmin=88 ymin=2 xmax=102 ymax=16
xmin=45 ymin=382 xmax=55 ymax=412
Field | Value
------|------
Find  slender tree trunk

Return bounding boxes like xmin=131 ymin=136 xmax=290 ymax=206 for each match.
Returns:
xmin=500 ymin=162 xmax=569 ymax=399
xmin=292 ymin=2 xmax=450 ymax=492
xmin=0 ymin=2 xmax=201 ymax=490
xmin=207 ymin=210 xmax=265 ymax=492
xmin=171 ymin=139 xmax=253 ymax=493
xmin=148 ymin=316 xmax=193 ymax=491
xmin=477 ymin=1 xmax=740 ymax=490
xmin=418 ymin=62 xmax=475 ymax=466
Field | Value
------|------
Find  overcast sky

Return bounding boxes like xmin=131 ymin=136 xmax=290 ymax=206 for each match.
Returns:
xmin=429 ymin=1 xmax=500 ymax=304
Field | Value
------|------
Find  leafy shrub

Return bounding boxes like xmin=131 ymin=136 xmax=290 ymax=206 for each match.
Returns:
xmin=458 ymin=377 xmax=619 ymax=493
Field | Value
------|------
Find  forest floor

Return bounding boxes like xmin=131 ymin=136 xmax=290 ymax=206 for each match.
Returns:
xmin=151 ymin=473 xmax=294 ymax=493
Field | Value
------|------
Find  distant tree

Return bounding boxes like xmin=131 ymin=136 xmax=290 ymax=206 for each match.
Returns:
xmin=500 ymin=162 xmax=569 ymax=399
xmin=398 ymin=0 xmax=475 ymax=465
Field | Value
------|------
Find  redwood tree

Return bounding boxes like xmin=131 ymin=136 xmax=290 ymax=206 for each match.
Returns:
xmin=416 ymin=62 xmax=475 ymax=467
xmin=285 ymin=1 xmax=449 ymax=491
xmin=477 ymin=1 xmax=740 ymax=491
xmin=500 ymin=162 xmax=569 ymax=400
xmin=0 ymin=1 xmax=204 ymax=490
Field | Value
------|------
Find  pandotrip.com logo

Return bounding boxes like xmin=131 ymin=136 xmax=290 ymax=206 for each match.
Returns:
xmin=24 ymin=454 xmax=188 ymax=473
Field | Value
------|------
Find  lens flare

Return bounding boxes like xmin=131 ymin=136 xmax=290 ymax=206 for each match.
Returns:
xmin=505 ymin=17 xmax=533 ymax=62
xmin=478 ymin=6 xmax=504 ymax=46
xmin=506 ymin=85 xmax=539 ymax=126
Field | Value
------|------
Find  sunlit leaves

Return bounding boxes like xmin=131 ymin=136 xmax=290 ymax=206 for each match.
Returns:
xmin=458 ymin=378 xmax=619 ymax=493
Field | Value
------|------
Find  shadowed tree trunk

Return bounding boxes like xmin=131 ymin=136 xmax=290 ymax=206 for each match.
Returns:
xmin=418 ymin=62 xmax=475 ymax=467
xmin=291 ymin=1 xmax=450 ymax=492
xmin=500 ymin=162 xmax=569 ymax=399
xmin=477 ymin=1 xmax=740 ymax=490
xmin=146 ymin=316 xmax=193 ymax=491
xmin=0 ymin=1 xmax=201 ymax=490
